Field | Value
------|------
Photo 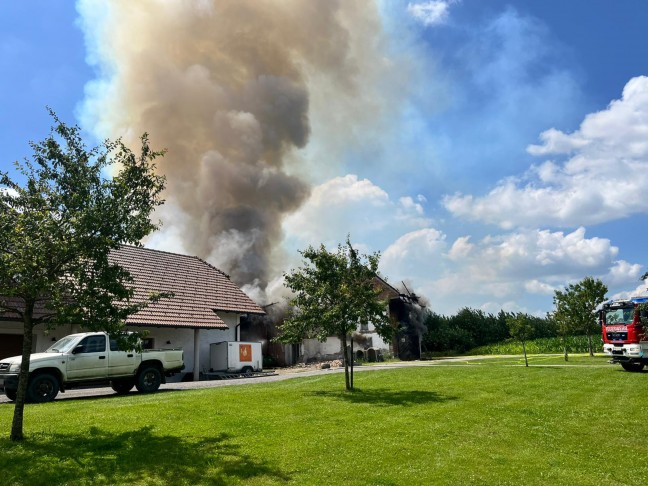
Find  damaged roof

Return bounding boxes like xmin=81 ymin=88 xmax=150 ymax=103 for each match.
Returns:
xmin=109 ymin=245 xmax=265 ymax=329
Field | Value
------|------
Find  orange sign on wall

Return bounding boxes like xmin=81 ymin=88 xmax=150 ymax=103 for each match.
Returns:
xmin=239 ymin=344 xmax=252 ymax=362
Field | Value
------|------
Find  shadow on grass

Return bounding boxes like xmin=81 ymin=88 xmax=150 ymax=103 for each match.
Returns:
xmin=0 ymin=425 xmax=290 ymax=485
xmin=0 ymin=388 xmax=186 ymax=406
xmin=54 ymin=387 xmax=185 ymax=402
xmin=309 ymin=388 xmax=458 ymax=406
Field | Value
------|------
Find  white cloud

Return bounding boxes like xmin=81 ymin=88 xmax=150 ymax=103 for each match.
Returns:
xmin=611 ymin=281 xmax=648 ymax=301
xmin=380 ymin=228 xmax=446 ymax=275
xmin=280 ymin=171 xmax=643 ymax=315
xmin=606 ymin=260 xmax=643 ymax=286
xmin=379 ymin=226 xmax=631 ymax=315
xmin=407 ymin=1 xmax=457 ymax=26
xmin=460 ymin=227 xmax=617 ymax=281
xmin=282 ymin=174 xmax=430 ymax=249
xmin=447 ymin=236 xmax=473 ymax=261
xmin=444 ymin=76 xmax=648 ymax=228
xmin=524 ymin=279 xmax=556 ymax=295
xmin=399 ymin=196 xmax=424 ymax=215
xmin=526 ymin=128 xmax=588 ymax=156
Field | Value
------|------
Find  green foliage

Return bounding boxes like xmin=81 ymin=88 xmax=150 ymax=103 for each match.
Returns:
xmin=507 ymin=313 xmax=535 ymax=341
xmin=553 ymin=277 xmax=607 ymax=357
xmin=0 ymin=111 xmax=167 ymax=440
xmin=1 ymin=364 xmax=647 ymax=484
xmin=0 ymin=111 xmax=167 ymax=332
xmin=278 ymin=237 xmax=391 ymax=389
xmin=422 ymin=308 xmax=554 ymax=354
xmin=279 ymin=239 xmax=391 ymax=343
xmin=637 ymin=302 xmax=648 ymax=326
xmin=506 ymin=313 xmax=536 ymax=366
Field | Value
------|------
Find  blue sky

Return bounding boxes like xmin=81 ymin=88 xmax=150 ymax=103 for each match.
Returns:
xmin=2 ymin=1 xmax=648 ymax=315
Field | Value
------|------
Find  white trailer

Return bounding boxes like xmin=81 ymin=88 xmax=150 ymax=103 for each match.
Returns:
xmin=209 ymin=341 xmax=262 ymax=373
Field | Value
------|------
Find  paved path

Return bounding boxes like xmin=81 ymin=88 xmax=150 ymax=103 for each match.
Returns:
xmin=0 ymin=354 xmax=596 ymax=404
xmin=0 ymin=362 xmax=416 ymax=404
xmin=0 ymin=359 xmax=461 ymax=404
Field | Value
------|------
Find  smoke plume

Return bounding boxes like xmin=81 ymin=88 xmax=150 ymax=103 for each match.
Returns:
xmin=399 ymin=280 xmax=430 ymax=336
xmin=77 ymin=0 xmax=387 ymax=293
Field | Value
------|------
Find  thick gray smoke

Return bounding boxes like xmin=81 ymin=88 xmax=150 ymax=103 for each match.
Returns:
xmin=78 ymin=0 xmax=386 ymax=292
xmin=400 ymin=281 xmax=430 ymax=337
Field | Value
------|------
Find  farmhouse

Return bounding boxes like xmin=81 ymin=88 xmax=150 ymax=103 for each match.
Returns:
xmin=246 ymin=276 xmax=426 ymax=364
xmin=0 ymin=245 xmax=265 ymax=380
xmin=297 ymin=276 xmax=399 ymax=362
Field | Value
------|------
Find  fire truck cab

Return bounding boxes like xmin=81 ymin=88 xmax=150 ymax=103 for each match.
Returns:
xmin=600 ymin=297 xmax=648 ymax=372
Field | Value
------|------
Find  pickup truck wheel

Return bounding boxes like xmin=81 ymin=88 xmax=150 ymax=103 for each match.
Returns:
xmin=27 ymin=373 xmax=60 ymax=403
xmin=136 ymin=366 xmax=162 ymax=393
xmin=111 ymin=378 xmax=135 ymax=395
xmin=621 ymin=362 xmax=645 ymax=372
xmin=5 ymin=389 xmax=17 ymax=401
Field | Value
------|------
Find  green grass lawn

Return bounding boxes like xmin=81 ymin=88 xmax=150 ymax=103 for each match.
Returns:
xmin=0 ymin=357 xmax=645 ymax=485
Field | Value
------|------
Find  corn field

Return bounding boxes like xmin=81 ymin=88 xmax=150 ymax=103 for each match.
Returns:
xmin=467 ymin=335 xmax=601 ymax=356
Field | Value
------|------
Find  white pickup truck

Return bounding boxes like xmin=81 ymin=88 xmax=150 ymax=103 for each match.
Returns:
xmin=0 ymin=332 xmax=184 ymax=403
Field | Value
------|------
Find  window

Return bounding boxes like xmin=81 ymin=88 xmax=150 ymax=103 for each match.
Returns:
xmin=78 ymin=335 xmax=106 ymax=353
xmin=141 ymin=338 xmax=154 ymax=350
xmin=605 ymin=308 xmax=635 ymax=325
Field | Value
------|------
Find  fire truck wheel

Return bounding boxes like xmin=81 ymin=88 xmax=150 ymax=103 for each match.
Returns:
xmin=621 ymin=362 xmax=645 ymax=372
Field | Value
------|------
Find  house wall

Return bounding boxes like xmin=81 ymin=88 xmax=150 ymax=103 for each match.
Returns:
xmin=129 ymin=312 xmax=239 ymax=381
xmin=363 ymin=320 xmax=391 ymax=351
xmin=0 ymin=312 xmax=243 ymax=382
xmin=303 ymin=337 xmax=343 ymax=361
xmin=301 ymin=326 xmax=392 ymax=362
xmin=0 ymin=320 xmax=80 ymax=357
xmin=299 ymin=301 xmax=393 ymax=363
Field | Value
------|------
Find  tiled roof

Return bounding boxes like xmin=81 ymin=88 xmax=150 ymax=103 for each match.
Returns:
xmin=108 ymin=245 xmax=265 ymax=329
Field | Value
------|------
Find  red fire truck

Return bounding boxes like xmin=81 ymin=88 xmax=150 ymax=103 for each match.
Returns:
xmin=600 ymin=296 xmax=648 ymax=372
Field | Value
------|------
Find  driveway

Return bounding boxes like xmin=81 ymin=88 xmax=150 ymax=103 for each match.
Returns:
xmin=0 ymin=355 xmax=554 ymax=404
xmin=0 ymin=361 xmax=439 ymax=404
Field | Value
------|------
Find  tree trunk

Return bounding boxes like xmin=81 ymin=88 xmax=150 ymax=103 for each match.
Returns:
xmin=350 ymin=336 xmax=354 ymax=390
xmin=341 ymin=334 xmax=351 ymax=390
xmin=522 ymin=340 xmax=528 ymax=367
xmin=11 ymin=301 xmax=35 ymax=441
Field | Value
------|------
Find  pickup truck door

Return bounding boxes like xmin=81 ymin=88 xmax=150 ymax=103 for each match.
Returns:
xmin=107 ymin=338 xmax=138 ymax=377
xmin=66 ymin=335 xmax=109 ymax=380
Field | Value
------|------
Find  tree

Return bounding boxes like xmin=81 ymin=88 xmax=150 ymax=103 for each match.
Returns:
xmin=552 ymin=277 xmax=607 ymax=357
xmin=507 ymin=313 xmax=535 ymax=367
xmin=550 ymin=308 xmax=575 ymax=362
xmin=0 ymin=112 xmax=166 ymax=441
xmin=278 ymin=238 xmax=392 ymax=390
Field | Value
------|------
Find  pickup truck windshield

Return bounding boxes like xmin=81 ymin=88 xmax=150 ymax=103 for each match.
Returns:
xmin=605 ymin=307 xmax=635 ymax=325
xmin=45 ymin=336 xmax=78 ymax=353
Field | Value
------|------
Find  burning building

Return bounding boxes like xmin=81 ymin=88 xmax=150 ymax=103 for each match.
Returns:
xmin=289 ymin=276 xmax=429 ymax=364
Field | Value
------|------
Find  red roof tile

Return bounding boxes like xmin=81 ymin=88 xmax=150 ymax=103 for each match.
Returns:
xmin=108 ymin=245 xmax=265 ymax=329
xmin=2 ymin=246 xmax=264 ymax=329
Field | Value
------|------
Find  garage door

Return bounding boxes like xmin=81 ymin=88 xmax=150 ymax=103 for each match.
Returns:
xmin=0 ymin=334 xmax=23 ymax=360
